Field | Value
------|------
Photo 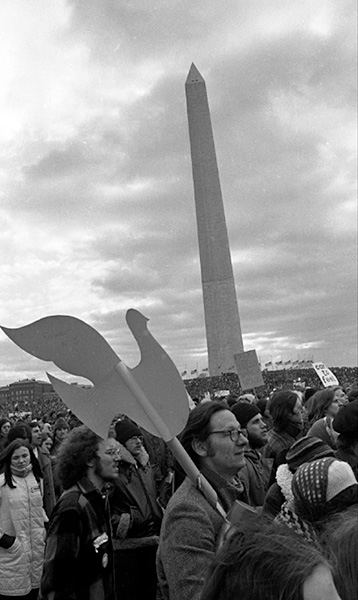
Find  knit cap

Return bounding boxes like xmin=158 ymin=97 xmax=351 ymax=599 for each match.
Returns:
xmin=231 ymin=402 xmax=260 ymax=428
xmin=326 ymin=460 xmax=358 ymax=501
xmin=114 ymin=420 xmax=142 ymax=445
xmin=238 ymin=394 xmax=255 ymax=404
xmin=286 ymin=436 xmax=335 ymax=472
xmin=292 ymin=457 xmax=357 ymax=522
xmin=53 ymin=417 xmax=69 ymax=433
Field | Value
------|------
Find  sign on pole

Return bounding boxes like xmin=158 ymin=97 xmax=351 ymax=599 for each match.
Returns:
xmin=312 ymin=363 xmax=339 ymax=387
xmin=234 ymin=350 xmax=264 ymax=391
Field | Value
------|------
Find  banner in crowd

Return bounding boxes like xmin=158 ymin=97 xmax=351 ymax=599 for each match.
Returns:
xmin=312 ymin=362 xmax=339 ymax=387
xmin=234 ymin=350 xmax=264 ymax=391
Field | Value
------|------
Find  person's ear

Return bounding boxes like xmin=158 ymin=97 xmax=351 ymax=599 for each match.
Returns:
xmin=191 ymin=437 xmax=209 ymax=457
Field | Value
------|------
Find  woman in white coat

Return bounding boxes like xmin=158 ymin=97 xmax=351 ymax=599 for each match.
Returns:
xmin=0 ymin=439 xmax=46 ymax=599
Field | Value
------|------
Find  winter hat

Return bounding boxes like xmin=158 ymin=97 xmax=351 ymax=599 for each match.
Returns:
xmin=326 ymin=460 xmax=358 ymax=501
xmin=53 ymin=417 xmax=69 ymax=433
xmin=231 ymin=402 xmax=260 ymax=428
xmin=286 ymin=436 xmax=335 ymax=472
xmin=292 ymin=458 xmax=357 ymax=522
xmin=239 ymin=393 xmax=255 ymax=404
xmin=333 ymin=399 xmax=358 ymax=435
xmin=115 ymin=420 xmax=142 ymax=445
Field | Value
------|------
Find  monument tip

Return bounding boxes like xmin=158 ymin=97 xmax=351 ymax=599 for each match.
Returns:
xmin=186 ymin=63 xmax=204 ymax=85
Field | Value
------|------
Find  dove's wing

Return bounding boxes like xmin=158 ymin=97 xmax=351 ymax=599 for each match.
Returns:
xmin=2 ymin=316 xmax=119 ymax=384
xmin=47 ymin=374 xmax=112 ymax=439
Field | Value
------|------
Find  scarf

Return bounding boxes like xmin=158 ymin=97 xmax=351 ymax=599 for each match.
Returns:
xmin=275 ymin=501 xmax=319 ymax=546
xmin=285 ymin=421 xmax=303 ymax=439
xmin=200 ymin=465 xmax=247 ymax=515
xmin=10 ymin=463 xmax=33 ymax=478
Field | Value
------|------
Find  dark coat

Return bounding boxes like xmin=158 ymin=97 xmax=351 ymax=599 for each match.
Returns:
xmin=262 ymin=482 xmax=286 ymax=518
xmin=39 ymin=477 xmax=115 ymax=600
xmin=239 ymin=448 xmax=273 ymax=507
xmin=110 ymin=462 xmax=162 ymax=540
xmin=37 ymin=448 xmax=56 ymax=518
xmin=262 ymin=429 xmax=296 ymax=473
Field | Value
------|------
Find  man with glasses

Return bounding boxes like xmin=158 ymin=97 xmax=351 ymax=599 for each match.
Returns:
xmin=157 ymin=401 xmax=249 ymax=600
xmin=231 ymin=402 xmax=273 ymax=507
xmin=40 ymin=426 xmax=118 ymax=600
xmin=109 ymin=419 xmax=163 ymax=600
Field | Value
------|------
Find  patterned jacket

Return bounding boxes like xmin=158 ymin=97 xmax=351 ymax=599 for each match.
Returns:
xmin=262 ymin=429 xmax=296 ymax=472
xmin=239 ymin=448 xmax=273 ymax=507
xmin=39 ymin=477 xmax=115 ymax=600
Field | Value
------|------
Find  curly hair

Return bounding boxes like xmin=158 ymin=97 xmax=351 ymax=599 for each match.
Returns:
xmin=200 ymin=521 xmax=332 ymax=600
xmin=0 ymin=439 xmax=43 ymax=488
xmin=55 ymin=425 xmax=102 ymax=489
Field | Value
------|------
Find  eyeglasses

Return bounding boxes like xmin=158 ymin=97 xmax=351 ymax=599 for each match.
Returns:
xmin=207 ymin=429 xmax=245 ymax=442
xmin=104 ymin=449 xmax=121 ymax=458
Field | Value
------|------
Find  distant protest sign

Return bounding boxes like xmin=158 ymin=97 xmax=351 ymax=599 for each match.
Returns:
xmin=234 ymin=350 xmax=264 ymax=391
xmin=312 ymin=363 xmax=339 ymax=387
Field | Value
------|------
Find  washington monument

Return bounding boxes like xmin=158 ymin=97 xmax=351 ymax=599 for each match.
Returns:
xmin=185 ymin=63 xmax=244 ymax=376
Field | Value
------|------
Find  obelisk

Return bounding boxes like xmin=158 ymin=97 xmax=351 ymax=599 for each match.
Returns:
xmin=185 ymin=63 xmax=244 ymax=376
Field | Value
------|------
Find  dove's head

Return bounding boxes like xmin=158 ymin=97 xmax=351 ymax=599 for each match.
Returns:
xmin=125 ymin=308 xmax=149 ymax=334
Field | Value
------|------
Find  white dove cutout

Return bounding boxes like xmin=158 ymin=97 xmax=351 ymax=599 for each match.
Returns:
xmin=1 ymin=309 xmax=190 ymax=441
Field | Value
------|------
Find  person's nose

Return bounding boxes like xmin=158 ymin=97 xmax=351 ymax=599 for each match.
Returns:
xmin=237 ymin=432 xmax=248 ymax=446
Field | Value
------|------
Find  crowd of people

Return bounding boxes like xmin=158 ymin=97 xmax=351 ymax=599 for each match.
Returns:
xmin=185 ymin=366 xmax=357 ymax=400
xmin=0 ymin=375 xmax=357 ymax=599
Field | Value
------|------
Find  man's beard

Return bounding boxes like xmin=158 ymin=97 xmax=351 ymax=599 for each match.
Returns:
xmin=248 ymin=432 xmax=267 ymax=449
xmin=93 ymin=457 xmax=116 ymax=482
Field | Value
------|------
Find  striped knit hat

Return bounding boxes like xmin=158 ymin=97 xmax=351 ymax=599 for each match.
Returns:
xmin=286 ymin=436 xmax=335 ymax=473
xmin=292 ymin=457 xmax=357 ymax=522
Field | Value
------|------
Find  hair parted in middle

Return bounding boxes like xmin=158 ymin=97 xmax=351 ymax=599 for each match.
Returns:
xmin=0 ymin=438 xmax=43 ymax=488
xmin=55 ymin=425 xmax=102 ymax=489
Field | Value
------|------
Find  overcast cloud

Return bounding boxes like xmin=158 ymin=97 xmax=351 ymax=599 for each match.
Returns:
xmin=0 ymin=0 xmax=356 ymax=386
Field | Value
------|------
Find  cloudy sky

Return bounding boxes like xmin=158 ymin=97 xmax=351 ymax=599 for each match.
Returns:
xmin=0 ymin=0 xmax=356 ymax=387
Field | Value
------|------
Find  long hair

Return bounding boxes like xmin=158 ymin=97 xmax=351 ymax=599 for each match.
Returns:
xmin=200 ymin=521 xmax=331 ymax=600
xmin=306 ymin=389 xmax=336 ymax=425
xmin=0 ymin=439 xmax=43 ymax=488
xmin=55 ymin=425 xmax=101 ymax=489
xmin=179 ymin=402 xmax=229 ymax=468
xmin=323 ymin=506 xmax=358 ymax=600
xmin=268 ymin=391 xmax=298 ymax=432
